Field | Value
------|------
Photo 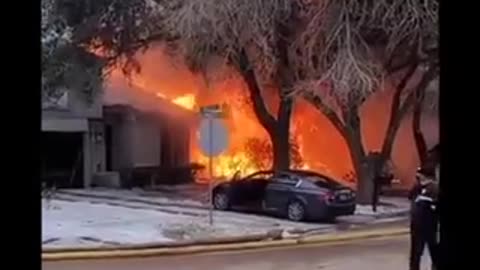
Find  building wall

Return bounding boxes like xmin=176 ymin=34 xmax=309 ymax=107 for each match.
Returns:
xmin=132 ymin=113 xmax=162 ymax=167
xmin=89 ymin=120 xmax=106 ymax=173
xmin=160 ymin=118 xmax=190 ymax=167
xmin=105 ymin=106 xmax=192 ymax=171
xmin=108 ymin=111 xmax=134 ymax=171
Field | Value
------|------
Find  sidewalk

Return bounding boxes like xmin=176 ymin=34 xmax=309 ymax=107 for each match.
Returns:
xmin=42 ymin=199 xmax=333 ymax=249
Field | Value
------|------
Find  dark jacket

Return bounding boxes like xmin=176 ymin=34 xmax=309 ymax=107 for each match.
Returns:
xmin=409 ymin=180 xmax=439 ymax=230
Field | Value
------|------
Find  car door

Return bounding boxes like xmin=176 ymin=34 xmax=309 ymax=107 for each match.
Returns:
xmin=264 ymin=173 xmax=298 ymax=211
xmin=243 ymin=171 xmax=272 ymax=205
xmin=233 ymin=171 xmax=272 ymax=206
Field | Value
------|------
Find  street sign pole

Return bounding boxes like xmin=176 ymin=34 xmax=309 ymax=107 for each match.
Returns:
xmin=198 ymin=104 xmax=229 ymax=227
xmin=208 ymin=115 xmax=214 ymax=225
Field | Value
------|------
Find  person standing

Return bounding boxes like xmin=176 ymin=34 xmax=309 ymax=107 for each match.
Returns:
xmin=409 ymin=168 xmax=439 ymax=270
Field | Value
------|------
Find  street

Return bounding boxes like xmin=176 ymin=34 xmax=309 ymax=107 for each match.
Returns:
xmin=43 ymin=235 xmax=432 ymax=270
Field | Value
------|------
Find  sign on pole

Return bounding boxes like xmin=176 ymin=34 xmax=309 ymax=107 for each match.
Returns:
xmin=198 ymin=104 xmax=229 ymax=225
xmin=198 ymin=119 xmax=228 ymax=157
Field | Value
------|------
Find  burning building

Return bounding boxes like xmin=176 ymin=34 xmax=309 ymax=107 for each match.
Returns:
xmin=104 ymin=45 xmax=439 ymax=189
xmin=43 ymin=44 xmax=438 ymax=190
xmin=41 ymin=65 xmax=199 ymax=189
xmin=102 ymin=75 xmax=197 ymax=187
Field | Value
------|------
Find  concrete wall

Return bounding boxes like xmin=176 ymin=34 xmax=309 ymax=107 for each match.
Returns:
xmin=132 ymin=113 xmax=161 ymax=167
xmin=104 ymin=105 xmax=191 ymax=172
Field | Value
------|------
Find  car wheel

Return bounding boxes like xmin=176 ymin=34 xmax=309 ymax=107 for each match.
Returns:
xmin=213 ymin=191 xmax=230 ymax=210
xmin=286 ymin=200 xmax=306 ymax=222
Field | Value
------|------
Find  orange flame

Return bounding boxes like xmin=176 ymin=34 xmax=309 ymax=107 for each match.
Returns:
xmin=106 ymin=45 xmax=439 ymax=188
xmin=172 ymin=94 xmax=196 ymax=110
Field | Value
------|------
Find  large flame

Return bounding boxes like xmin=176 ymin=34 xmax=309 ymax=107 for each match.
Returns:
xmin=106 ymin=45 xmax=439 ymax=187
xmin=172 ymin=94 xmax=196 ymax=110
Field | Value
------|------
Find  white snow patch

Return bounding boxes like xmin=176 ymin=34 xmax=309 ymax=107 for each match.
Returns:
xmin=355 ymin=204 xmax=408 ymax=217
xmin=42 ymin=200 xmax=175 ymax=247
xmin=42 ymin=199 xmax=325 ymax=248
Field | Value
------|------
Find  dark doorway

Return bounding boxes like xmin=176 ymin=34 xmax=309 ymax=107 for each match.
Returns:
xmin=41 ymin=132 xmax=84 ymax=188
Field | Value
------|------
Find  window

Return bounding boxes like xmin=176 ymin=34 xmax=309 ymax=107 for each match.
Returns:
xmin=245 ymin=171 xmax=274 ymax=180
xmin=273 ymin=174 xmax=298 ymax=186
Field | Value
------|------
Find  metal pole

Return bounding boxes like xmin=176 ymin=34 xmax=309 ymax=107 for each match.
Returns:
xmin=208 ymin=115 xmax=214 ymax=226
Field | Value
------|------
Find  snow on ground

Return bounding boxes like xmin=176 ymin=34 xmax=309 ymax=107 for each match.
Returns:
xmin=43 ymin=189 xmax=410 ymax=249
xmin=355 ymin=198 xmax=410 ymax=217
xmin=42 ymin=199 xmax=328 ymax=249
xmin=42 ymin=200 xmax=176 ymax=247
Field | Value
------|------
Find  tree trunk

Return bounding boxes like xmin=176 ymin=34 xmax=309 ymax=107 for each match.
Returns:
xmin=349 ymin=142 xmax=371 ymax=204
xmin=241 ymin=59 xmax=292 ymax=171
xmin=356 ymin=164 xmax=375 ymax=205
xmin=365 ymin=63 xmax=419 ymax=188
xmin=272 ymin=98 xmax=293 ymax=170
xmin=349 ymin=143 xmax=376 ymax=204
xmin=413 ymin=89 xmax=428 ymax=168
xmin=271 ymin=128 xmax=290 ymax=170
xmin=342 ymin=110 xmax=376 ymax=204
xmin=381 ymin=63 xmax=418 ymax=158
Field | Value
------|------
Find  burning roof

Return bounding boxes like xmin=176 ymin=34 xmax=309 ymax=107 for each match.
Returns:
xmin=104 ymin=74 xmax=199 ymax=123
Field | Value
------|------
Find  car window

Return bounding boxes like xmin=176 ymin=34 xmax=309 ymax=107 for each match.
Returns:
xmin=311 ymin=178 xmax=332 ymax=188
xmin=290 ymin=171 xmax=340 ymax=188
xmin=272 ymin=175 xmax=299 ymax=186
xmin=299 ymin=180 xmax=319 ymax=189
xmin=245 ymin=171 xmax=273 ymax=180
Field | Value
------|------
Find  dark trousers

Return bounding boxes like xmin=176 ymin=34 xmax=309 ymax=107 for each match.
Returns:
xmin=409 ymin=208 xmax=439 ymax=270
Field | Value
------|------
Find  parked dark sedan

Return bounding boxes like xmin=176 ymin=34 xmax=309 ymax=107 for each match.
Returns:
xmin=212 ymin=170 xmax=356 ymax=222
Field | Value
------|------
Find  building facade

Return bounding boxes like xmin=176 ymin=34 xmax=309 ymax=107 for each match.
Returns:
xmin=103 ymin=84 xmax=197 ymax=187
xmin=42 ymin=83 xmax=197 ymax=188
xmin=41 ymin=89 xmax=105 ymax=188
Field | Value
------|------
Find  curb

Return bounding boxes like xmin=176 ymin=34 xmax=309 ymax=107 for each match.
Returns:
xmin=42 ymin=230 xmax=283 ymax=253
xmin=42 ymin=227 xmax=409 ymax=261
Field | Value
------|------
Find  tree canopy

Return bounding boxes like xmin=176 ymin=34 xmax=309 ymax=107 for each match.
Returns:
xmin=48 ymin=0 xmax=439 ymax=203
xmin=42 ymin=0 xmax=106 ymax=104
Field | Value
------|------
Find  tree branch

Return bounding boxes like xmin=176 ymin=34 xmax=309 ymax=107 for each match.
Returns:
xmin=383 ymin=63 xmax=437 ymax=142
xmin=239 ymin=52 xmax=277 ymax=131
xmin=413 ymin=85 xmax=428 ymax=166
xmin=301 ymin=91 xmax=347 ymax=139
xmin=381 ymin=63 xmax=418 ymax=156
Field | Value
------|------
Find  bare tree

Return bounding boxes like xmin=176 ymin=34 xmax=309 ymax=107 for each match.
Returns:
xmin=161 ymin=0 xmax=314 ymax=170
xmin=56 ymin=0 xmax=309 ymax=170
xmin=290 ymin=0 xmax=439 ymax=203
xmin=54 ymin=0 xmax=439 ymax=202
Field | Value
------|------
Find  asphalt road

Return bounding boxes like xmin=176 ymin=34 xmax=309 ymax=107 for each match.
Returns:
xmin=43 ymin=235 xmax=433 ymax=270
